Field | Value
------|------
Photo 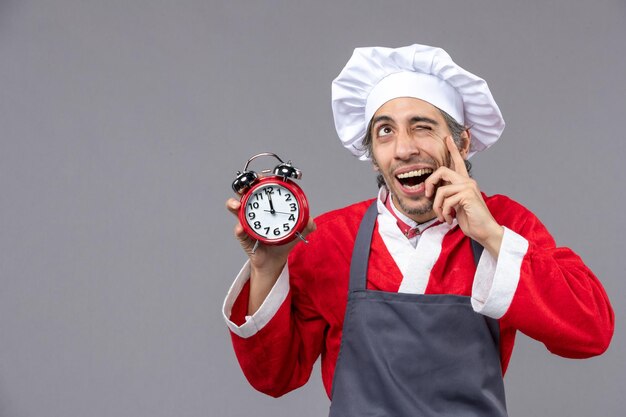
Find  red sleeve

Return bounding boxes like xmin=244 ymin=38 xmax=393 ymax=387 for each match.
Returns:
xmin=229 ymin=282 xmax=327 ymax=397
xmin=493 ymin=196 xmax=615 ymax=359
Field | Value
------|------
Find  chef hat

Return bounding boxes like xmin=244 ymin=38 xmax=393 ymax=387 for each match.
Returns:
xmin=331 ymin=44 xmax=505 ymax=160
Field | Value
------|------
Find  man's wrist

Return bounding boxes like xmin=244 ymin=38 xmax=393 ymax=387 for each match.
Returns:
xmin=479 ymin=223 xmax=504 ymax=259
xmin=250 ymin=257 xmax=288 ymax=283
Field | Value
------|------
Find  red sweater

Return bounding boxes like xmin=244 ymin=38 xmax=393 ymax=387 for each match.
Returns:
xmin=227 ymin=194 xmax=614 ymax=398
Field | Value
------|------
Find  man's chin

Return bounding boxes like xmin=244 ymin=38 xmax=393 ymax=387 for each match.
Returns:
xmin=394 ymin=196 xmax=435 ymax=221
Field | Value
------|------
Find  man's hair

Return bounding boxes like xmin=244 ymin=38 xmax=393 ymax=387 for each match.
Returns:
xmin=361 ymin=107 xmax=472 ymax=188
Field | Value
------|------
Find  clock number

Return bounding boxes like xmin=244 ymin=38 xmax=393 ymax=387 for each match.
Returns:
xmin=290 ymin=203 xmax=297 ymax=212
xmin=265 ymin=186 xmax=274 ymax=194
xmin=264 ymin=227 xmax=270 ymax=235
xmin=283 ymin=223 xmax=290 ymax=232
xmin=288 ymin=214 xmax=295 ymax=221
xmin=285 ymin=193 xmax=292 ymax=201
xmin=248 ymin=202 xmax=260 ymax=210
xmin=273 ymin=228 xmax=281 ymax=236
xmin=254 ymin=193 xmax=264 ymax=201
xmin=248 ymin=212 xmax=256 ymax=220
xmin=276 ymin=188 xmax=282 ymax=196
xmin=253 ymin=221 xmax=261 ymax=229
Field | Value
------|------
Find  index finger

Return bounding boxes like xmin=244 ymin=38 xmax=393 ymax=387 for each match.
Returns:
xmin=226 ymin=198 xmax=241 ymax=216
xmin=446 ymin=136 xmax=469 ymax=177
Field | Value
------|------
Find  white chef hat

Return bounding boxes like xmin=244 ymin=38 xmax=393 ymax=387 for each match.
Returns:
xmin=331 ymin=44 xmax=505 ymax=160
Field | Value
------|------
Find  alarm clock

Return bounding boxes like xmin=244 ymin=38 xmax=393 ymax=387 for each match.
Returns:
xmin=232 ymin=152 xmax=310 ymax=246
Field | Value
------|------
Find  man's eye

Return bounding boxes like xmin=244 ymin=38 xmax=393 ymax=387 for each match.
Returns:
xmin=377 ymin=126 xmax=393 ymax=137
xmin=414 ymin=125 xmax=435 ymax=137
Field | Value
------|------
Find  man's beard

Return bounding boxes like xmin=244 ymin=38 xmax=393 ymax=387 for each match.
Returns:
xmin=393 ymin=193 xmax=434 ymax=217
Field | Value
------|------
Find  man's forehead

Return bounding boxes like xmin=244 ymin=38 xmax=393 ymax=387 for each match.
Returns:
xmin=372 ymin=97 xmax=442 ymax=124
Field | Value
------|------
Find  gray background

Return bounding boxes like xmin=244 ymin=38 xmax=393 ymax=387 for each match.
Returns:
xmin=0 ymin=0 xmax=624 ymax=416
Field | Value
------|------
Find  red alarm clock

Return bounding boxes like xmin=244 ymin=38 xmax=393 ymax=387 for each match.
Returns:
xmin=232 ymin=153 xmax=310 ymax=246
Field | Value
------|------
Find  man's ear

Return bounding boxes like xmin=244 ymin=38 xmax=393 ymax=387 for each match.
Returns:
xmin=459 ymin=129 xmax=471 ymax=159
xmin=371 ymin=157 xmax=380 ymax=172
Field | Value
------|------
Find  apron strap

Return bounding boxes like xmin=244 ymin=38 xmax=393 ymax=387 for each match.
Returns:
xmin=349 ymin=202 xmax=378 ymax=291
xmin=471 ymin=237 xmax=484 ymax=262
xmin=349 ymin=201 xmax=484 ymax=291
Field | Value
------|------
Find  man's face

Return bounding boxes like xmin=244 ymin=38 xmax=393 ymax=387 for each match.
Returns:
xmin=370 ymin=97 xmax=468 ymax=223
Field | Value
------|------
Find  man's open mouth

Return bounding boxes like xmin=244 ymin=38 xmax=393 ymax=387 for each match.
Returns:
xmin=396 ymin=168 xmax=433 ymax=190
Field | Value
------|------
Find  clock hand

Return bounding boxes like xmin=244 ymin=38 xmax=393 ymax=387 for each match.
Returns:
xmin=266 ymin=190 xmax=276 ymax=214
xmin=264 ymin=210 xmax=292 ymax=215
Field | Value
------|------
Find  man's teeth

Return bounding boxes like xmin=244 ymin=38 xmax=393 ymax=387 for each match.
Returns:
xmin=396 ymin=168 xmax=433 ymax=179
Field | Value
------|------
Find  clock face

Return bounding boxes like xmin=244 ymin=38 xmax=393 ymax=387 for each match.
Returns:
xmin=242 ymin=182 xmax=303 ymax=242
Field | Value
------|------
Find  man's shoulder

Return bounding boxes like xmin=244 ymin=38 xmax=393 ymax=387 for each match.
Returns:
xmin=314 ymin=199 xmax=376 ymax=228
xmin=483 ymin=193 xmax=538 ymax=227
xmin=290 ymin=199 xmax=375 ymax=260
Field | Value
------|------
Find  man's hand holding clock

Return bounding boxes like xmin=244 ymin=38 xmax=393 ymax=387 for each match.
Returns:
xmin=227 ymin=153 xmax=316 ymax=315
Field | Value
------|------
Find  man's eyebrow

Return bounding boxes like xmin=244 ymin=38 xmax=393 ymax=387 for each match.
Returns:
xmin=371 ymin=115 xmax=394 ymax=126
xmin=409 ymin=116 xmax=439 ymax=125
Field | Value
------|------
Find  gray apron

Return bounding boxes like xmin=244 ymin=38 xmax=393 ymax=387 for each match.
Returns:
xmin=328 ymin=203 xmax=508 ymax=417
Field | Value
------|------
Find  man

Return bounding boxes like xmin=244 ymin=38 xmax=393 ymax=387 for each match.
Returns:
xmin=223 ymin=44 xmax=614 ymax=416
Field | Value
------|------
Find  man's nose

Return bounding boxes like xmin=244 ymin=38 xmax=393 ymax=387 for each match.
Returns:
xmin=394 ymin=130 xmax=420 ymax=160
